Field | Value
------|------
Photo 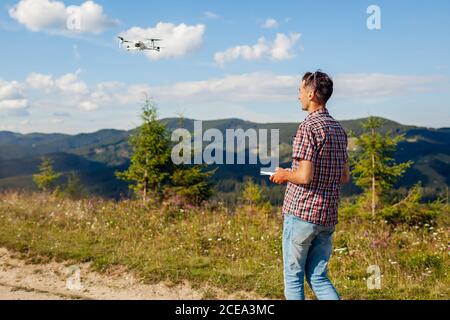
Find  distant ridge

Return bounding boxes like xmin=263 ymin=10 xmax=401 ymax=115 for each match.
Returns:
xmin=0 ymin=116 xmax=448 ymax=201
xmin=2 ymin=115 xmax=445 ymax=138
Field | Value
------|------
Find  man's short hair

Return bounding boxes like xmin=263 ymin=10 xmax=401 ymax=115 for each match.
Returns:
xmin=302 ymin=71 xmax=333 ymax=104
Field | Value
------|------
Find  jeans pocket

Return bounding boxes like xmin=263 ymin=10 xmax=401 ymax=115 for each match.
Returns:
xmin=291 ymin=218 xmax=317 ymax=246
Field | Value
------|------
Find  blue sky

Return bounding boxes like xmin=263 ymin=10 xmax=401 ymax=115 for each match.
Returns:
xmin=0 ymin=0 xmax=449 ymax=134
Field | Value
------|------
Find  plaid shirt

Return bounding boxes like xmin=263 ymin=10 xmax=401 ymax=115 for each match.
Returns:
xmin=282 ymin=107 xmax=348 ymax=227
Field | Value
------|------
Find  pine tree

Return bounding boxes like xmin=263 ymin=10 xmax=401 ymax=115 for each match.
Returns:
xmin=33 ymin=156 xmax=62 ymax=192
xmin=115 ymin=98 xmax=171 ymax=203
xmin=170 ymin=165 xmax=214 ymax=205
xmin=168 ymin=114 xmax=214 ymax=205
xmin=350 ymin=117 xmax=413 ymax=216
xmin=63 ymin=171 xmax=86 ymax=199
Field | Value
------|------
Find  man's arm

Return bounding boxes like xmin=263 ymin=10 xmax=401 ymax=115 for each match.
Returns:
xmin=270 ymin=160 xmax=314 ymax=185
xmin=270 ymin=122 xmax=317 ymax=185
xmin=341 ymin=162 xmax=350 ymax=184
xmin=271 ymin=160 xmax=350 ymax=185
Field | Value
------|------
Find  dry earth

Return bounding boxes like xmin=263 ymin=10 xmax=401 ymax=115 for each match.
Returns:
xmin=0 ymin=247 xmax=265 ymax=300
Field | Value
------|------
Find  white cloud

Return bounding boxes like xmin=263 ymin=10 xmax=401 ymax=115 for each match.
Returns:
xmin=79 ymin=100 xmax=98 ymax=111
xmin=148 ymin=73 xmax=297 ymax=102
xmin=131 ymin=73 xmax=444 ymax=105
xmin=214 ymin=33 xmax=301 ymax=66
xmin=27 ymin=70 xmax=88 ymax=95
xmin=214 ymin=37 xmax=269 ymax=67
xmin=0 ymin=99 xmax=29 ymax=110
xmin=334 ymin=73 xmax=443 ymax=100
xmin=8 ymin=0 xmax=119 ymax=35
xmin=3 ymin=71 xmax=446 ymax=120
xmin=0 ymin=80 xmax=25 ymax=100
xmin=119 ymin=22 xmax=205 ymax=60
xmin=55 ymin=70 xmax=89 ymax=95
xmin=263 ymin=18 xmax=278 ymax=29
xmin=0 ymin=80 xmax=29 ymax=111
xmin=204 ymin=11 xmax=219 ymax=19
xmin=52 ymin=111 xmax=71 ymax=118
xmin=26 ymin=72 xmax=54 ymax=91
xmin=25 ymin=71 xmax=98 ymax=111
xmin=271 ymin=33 xmax=301 ymax=60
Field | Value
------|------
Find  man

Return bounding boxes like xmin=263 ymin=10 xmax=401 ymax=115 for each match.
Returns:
xmin=270 ymin=70 xmax=350 ymax=300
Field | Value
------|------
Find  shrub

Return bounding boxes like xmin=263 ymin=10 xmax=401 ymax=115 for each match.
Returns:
xmin=380 ymin=183 xmax=439 ymax=226
xmin=169 ymin=165 xmax=213 ymax=206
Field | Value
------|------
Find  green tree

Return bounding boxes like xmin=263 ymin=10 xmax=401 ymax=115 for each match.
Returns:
xmin=239 ymin=178 xmax=273 ymax=216
xmin=33 ymin=157 xmax=61 ymax=192
xmin=241 ymin=179 xmax=264 ymax=207
xmin=63 ymin=171 xmax=86 ymax=199
xmin=168 ymin=114 xmax=214 ymax=205
xmin=350 ymin=117 xmax=413 ymax=216
xmin=380 ymin=182 xmax=440 ymax=226
xmin=115 ymin=98 xmax=171 ymax=203
xmin=170 ymin=165 xmax=214 ymax=205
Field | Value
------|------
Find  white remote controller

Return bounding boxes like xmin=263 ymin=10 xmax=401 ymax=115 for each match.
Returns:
xmin=260 ymin=170 xmax=276 ymax=176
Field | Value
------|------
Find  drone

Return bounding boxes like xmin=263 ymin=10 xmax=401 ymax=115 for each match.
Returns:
xmin=118 ymin=36 xmax=163 ymax=52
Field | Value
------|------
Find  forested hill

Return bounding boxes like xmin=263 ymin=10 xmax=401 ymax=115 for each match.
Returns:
xmin=0 ymin=117 xmax=448 ymax=201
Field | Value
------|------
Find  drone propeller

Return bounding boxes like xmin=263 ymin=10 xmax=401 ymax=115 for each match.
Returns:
xmin=118 ymin=36 xmax=132 ymax=43
xmin=146 ymin=38 xmax=163 ymax=41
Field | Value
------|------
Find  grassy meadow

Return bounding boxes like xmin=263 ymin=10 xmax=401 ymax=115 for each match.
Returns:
xmin=0 ymin=190 xmax=448 ymax=300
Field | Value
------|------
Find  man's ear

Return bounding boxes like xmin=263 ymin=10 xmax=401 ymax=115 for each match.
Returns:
xmin=308 ymin=89 xmax=315 ymax=101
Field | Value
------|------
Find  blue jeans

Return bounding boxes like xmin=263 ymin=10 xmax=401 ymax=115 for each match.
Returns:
xmin=282 ymin=213 xmax=340 ymax=300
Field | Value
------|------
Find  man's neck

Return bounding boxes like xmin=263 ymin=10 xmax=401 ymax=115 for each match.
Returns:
xmin=308 ymin=104 xmax=326 ymax=113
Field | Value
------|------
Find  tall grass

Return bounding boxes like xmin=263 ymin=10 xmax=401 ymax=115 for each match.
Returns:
xmin=0 ymin=190 xmax=448 ymax=299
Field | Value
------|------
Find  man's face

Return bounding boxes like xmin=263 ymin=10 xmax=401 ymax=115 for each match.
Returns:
xmin=298 ymin=80 xmax=310 ymax=111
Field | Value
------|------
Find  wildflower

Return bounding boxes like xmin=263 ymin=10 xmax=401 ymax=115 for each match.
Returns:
xmin=334 ymin=247 xmax=347 ymax=254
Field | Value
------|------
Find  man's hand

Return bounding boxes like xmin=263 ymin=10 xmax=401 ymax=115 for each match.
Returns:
xmin=269 ymin=160 xmax=314 ymax=185
xmin=269 ymin=167 xmax=290 ymax=185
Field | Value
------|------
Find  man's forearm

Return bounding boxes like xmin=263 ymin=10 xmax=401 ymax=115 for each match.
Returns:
xmin=270 ymin=161 xmax=314 ymax=185
xmin=286 ymin=168 xmax=312 ymax=185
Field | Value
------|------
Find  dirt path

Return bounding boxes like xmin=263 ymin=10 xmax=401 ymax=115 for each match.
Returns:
xmin=0 ymin=248 xmax=264 ymax=300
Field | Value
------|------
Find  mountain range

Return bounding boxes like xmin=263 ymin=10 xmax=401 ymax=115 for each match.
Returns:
xmin=1 ymin=117 xmax=448 ymax=203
